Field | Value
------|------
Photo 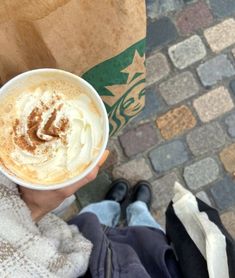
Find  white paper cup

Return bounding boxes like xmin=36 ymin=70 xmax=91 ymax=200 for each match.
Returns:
xmin=0 ymin=69 xmax=109 ymax=190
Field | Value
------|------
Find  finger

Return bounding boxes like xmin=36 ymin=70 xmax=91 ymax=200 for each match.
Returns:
xmin=63 ymin=166 xmax=99 ymax=196
xmin=84 ymin=166 xmax=99 ymax=183
xmin=98 ymin=150 xmax=110 ymax=167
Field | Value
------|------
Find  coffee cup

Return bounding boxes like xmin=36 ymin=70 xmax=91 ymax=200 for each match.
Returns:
xmin=0 ymin=69 xmax=109 ymax=190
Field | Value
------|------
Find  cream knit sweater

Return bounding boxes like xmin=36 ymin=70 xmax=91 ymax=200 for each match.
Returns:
xmin=0 ymin=173 xmax=92 ymax=277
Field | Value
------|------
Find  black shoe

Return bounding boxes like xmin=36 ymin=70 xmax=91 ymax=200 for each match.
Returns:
xmin=131 ymin=180 xmax=152 ymax=209
xmin=105 ymin=178 xmax=129 ymax=203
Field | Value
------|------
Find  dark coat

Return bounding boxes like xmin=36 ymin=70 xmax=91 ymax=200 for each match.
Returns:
xmin=69 ymin=212 xmax=182 ymax=278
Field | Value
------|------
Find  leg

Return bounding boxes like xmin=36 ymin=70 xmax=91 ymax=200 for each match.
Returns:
xmin=80 ymin=200 xmax=121 ymax=227
xmin=126 ymin=200 xmax=164 ymax=232
xmin=80 ymin=178 xmax=129 ymax=227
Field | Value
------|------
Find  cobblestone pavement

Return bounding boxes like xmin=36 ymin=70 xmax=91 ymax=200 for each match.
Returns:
xmin=74 ymin=0 xmax=235 ymax=238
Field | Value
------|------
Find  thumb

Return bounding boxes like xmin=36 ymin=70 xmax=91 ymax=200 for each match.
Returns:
xmin=98 ymin=150 xmax=110 ymax=167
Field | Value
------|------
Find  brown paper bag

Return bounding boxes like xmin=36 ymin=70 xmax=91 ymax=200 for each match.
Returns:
xmin=0 ymin=0 xmax=146 ymax=135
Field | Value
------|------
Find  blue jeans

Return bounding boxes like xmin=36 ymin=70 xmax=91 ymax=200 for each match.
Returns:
xmin=80 ymin=200 xmax=164 ymax=231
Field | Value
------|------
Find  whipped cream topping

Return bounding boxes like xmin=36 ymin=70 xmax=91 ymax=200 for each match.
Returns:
xmin=1 ymin=85 xmax=104 ymax=184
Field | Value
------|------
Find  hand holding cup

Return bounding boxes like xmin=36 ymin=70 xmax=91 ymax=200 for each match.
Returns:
xmin=19 ymin=150 xmax=109 ymax=222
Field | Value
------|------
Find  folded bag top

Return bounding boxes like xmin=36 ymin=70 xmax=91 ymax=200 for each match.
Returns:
xmin=0 ymin=0 xmax=147 ymax=136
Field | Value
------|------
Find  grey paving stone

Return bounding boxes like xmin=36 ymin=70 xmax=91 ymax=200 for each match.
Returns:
xmin=119 ymin=123 xmax=159 ymax=157
xmin=209 ymin=0 xmax=235 ymax=18
xmin=197 ymin=54 xmax=235 ymax=87
xmin=102 ymin=140 xmax=120 ymax=172
xmin=159 ymin=71 xmax=199 ymax=105
xmin=221 ymin=211 xmax=235 ymax=239
xmin=168 ymin=35 xmax=206 ymax=69
xmin=132 ymin=86 xmax=167 ymax=123
xmin=186 ymin=122 xmax=226 ymax=156
xmin=193 ymin=86 xmax=234 ymax=123
xmin=152 ymin=172 xmax=181 ymax=209
xmin=232 ymin=48 xmax=235 ymax=59
xmin=177 ymin=1 xmax=213 ymax=35
xmin=210 ymin=175 xmax=235 ymax=210
xmin=196 ymin=191 xmax=212 ymax=206
xmin=146 ymin=52 xmax=170 ymax=86
xmin=146 ymin=0 xmax=183 ymax=20
xmin=225 ymin=113 xmax=235 ymax=138
xmin=146 ymin=0 xmax=158 ymax=20
xmin=204 ymin=19 xmax=235 ymax=53
xmin=219 ymin=143 xmax=235 ymax=174
xmin=147 ymin=17 xmax=178 ymax=53
xmin=183 ymin=157 xmax=219 ymax=190
xmin=112 ymin=158 xmax=153 ymax=183
xmin=76 ymin=172 xmax=112 ymax=208
xmin=149 ymin=140 xmax=189 ymax=173
xmin=229 ymin=79 xmax=235 ymax=96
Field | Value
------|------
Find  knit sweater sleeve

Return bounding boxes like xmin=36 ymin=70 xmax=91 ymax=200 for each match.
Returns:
xmin=0 ymin=179 xmax=92 ymax=278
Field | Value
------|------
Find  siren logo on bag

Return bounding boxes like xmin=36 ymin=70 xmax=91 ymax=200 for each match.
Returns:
xmin=83 ymin=40 xmax=146 ymax=135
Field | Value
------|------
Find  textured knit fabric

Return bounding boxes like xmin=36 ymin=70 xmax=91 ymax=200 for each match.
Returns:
xmin=0 ymin=173 xmax=92 ymax=278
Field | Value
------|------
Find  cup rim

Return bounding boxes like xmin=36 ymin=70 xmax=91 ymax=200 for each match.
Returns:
xmin=0 ymin=68 xmax=109 ymax=190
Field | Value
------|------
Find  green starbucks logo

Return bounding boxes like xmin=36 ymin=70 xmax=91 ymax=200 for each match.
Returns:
xmin=82 ymin=39 xmax=146 ymax=136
